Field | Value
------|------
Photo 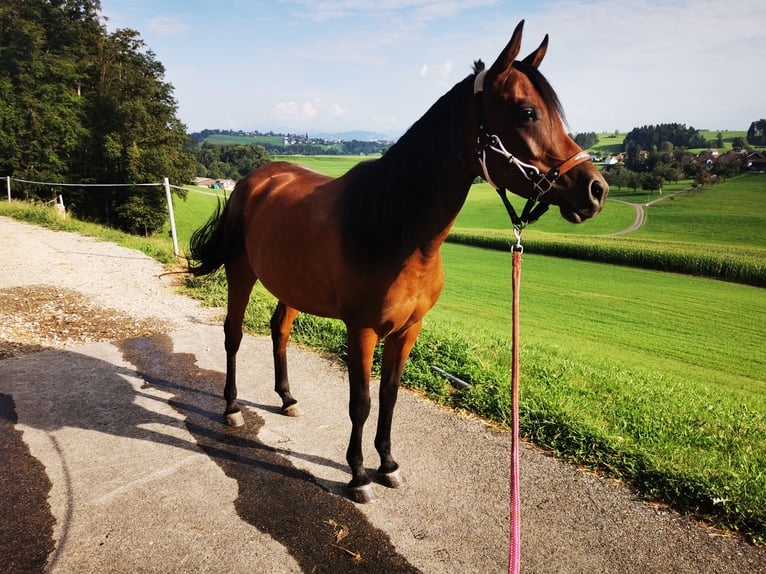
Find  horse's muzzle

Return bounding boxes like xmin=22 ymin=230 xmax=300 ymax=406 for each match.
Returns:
xmin=559 ymin=172 xmax=608 ymax=223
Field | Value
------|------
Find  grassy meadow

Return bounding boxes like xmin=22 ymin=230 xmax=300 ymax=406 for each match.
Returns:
xmin=2 ymin=151 xmax=764 ymax=544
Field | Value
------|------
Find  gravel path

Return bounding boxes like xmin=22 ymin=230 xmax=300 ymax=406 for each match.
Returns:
xmin=601 ymin=188 xmax=691 ymax=237
xmin=1 ymin=215 xmax=764 ymax=573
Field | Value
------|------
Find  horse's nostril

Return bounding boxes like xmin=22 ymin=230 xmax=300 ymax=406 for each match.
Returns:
xmin=591 ymin=180 xmax=606 ymax=201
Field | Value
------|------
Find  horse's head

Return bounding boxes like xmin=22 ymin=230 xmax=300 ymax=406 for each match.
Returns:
xmin=474 ymin=21 xmax=607 ymax=223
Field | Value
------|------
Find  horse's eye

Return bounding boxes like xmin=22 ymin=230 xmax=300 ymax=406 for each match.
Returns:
xmin=521 ymin=108 xmax=537 ymax=122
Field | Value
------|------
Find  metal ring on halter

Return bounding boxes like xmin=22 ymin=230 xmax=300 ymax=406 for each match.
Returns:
xmin=512 ymin=226 xmax=524 ymax=253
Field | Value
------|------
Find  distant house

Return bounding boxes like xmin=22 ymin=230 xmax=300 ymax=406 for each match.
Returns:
xmin=721 ymin=150 xmax=747 ymax=162
xmin=195 ymin=177 xmax=217 ymax=187
xmin=747 ymin=151 xmax=766 ymax=172
xmin=194 ymin=177 xmax=236 ymax=191
xmin=694 ymin=150 xmax=720 ymax=169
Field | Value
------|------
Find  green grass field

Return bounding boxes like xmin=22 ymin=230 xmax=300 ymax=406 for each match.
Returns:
xmin=453 ymin=182 xmax=637 ymax=235
xmin=4 ymin=153 xmax=764 ymax=543
xmin=204 ymin=133 xmax=285 ymax=146
xmin=633 ymin=174 xmax=766 ymax=247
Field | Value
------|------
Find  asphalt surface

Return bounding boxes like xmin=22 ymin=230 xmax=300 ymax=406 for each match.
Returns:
xmin=1 ymin=216 xmax=765 ymax=573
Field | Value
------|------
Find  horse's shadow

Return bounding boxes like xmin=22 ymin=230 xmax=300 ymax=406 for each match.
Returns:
xmin=1 ymin=334 xmax=420 ymax=573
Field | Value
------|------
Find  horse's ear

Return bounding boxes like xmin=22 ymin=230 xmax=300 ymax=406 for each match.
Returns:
xmin=523 ymin=34 xmax=549 ymax=69
xmin=487 ymin=20 xmax=525 ymax=82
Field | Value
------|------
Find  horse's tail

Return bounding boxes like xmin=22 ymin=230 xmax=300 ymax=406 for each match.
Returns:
xmin=187 ymin=199 xmax=244 ymax=277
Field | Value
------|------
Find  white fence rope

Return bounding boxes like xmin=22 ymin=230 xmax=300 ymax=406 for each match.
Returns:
xmin=2 ymin=175 xmax=229 ymax=257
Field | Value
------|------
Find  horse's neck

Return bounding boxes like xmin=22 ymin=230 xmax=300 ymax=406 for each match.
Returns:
xmin=412 ymin=132 xmax=478 ymax=257
xmin=338 ymin=76 xmax=478 ymax=265
xmin=396 ymin=83 xmax=478 ymax=256
xmin=418 ymin=176 xmax=474 ymax=258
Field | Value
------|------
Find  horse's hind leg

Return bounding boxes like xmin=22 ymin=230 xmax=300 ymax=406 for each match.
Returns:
xmin=270 ymin=302 xmax=301 ymax=417
xmin=222 ymin=254 xmax=256 ymax=427
xmin=375 ymin=321 xmax=422 ymax=488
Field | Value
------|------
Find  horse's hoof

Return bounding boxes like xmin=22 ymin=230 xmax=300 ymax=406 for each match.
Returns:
xmin=224 ymin=410 xmax=245 ymax=427
xmin=379 ymin=468 xmax=406 ymax=489
xmin=347 ymin=483 xmax=377 ymax=504
xmin=282 ymin=404 xmax=302 ymax=417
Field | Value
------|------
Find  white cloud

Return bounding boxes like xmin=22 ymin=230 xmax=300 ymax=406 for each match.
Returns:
xmin=283 ymin=0 xmax=499 ymax=23
xmin=147 ymin=16 xmax=189 ymax=36
xmin=419 ymin=60 xmax=454 ymax=87
xmin=273 ymin=99 xmax=349 ymax=127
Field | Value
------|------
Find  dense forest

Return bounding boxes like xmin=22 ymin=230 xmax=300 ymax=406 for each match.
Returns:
xmin=623 ymin=123 xmax=708 ymax=150
xmin=195 ymin=143 xmax=270 ymax=180
xmin=0 ymin=0 xmax=194 ymax=234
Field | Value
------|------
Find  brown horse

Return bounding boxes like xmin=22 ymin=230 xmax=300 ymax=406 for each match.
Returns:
xmin=188 ymin=20 xmax=607 ymax=503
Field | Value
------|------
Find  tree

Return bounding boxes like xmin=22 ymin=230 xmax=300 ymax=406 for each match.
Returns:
xmin=573 ymin=132 xmax=598 ymax=149
xmin=626 ymin=170 xmax=643 ymax=193
xmin=715 ymin=132 xmax=724 ymax=148
xmin=624 ymin=123 xmax=707 ymax=151
xmin=746 ymin=119 xmax=766 ymax=147
xmin=641 ymin=173 xmax=663 ymax=194
xmin=683 ymin=158 xmax=702 ymax=179
xmin=731 ymin=136 xmax=748 ymax=152
xmin=624 ymin=142 xmax=645 ymax=172
xmin=0 ymin=0 xmax=195 ymax=234
xmin=603 ymin=164 xmax=629 ymax=190
xmin=0 ymin=0 xmax=99 ymax=183
xmin=195 ymin=143 xmax=271 ymax=180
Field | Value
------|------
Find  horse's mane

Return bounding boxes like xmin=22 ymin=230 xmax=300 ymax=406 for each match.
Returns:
xmin=511 ymin=59 xmax=566 ymax=126
xmin=338 ymin=59 xmax=565 ymax=266
xmin=338 ymin=73 xmax=474 ymax=266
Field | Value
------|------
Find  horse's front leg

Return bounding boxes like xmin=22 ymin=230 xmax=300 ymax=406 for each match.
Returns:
xmin=375 ymin=321 xmax=422 ymax=488
xmin=345 ymin=326 xmax=379 ymax=503
xmin=223 ymin=256 xmax=256 ymax=427
xmin=270 ymin=302 xmax=301 ymax=417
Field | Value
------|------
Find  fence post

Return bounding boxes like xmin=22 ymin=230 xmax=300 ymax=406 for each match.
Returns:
xmin=56 ymin=194 xmax=66 ymax=218
xmin=6 ymin=176 xmax=10 ymax=201
xmin=164 ymin=177 xmax=180 ymax=257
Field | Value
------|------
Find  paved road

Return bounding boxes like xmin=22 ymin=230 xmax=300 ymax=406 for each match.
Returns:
xmin=1 ymin=217 xmax=764 ymax=573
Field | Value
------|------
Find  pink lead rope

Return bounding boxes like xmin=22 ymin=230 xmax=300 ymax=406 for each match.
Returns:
xmin=509 ymin=248 xmax=523 ymax=574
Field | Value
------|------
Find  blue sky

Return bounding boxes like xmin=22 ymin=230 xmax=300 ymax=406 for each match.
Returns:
xmin=103 ymin=0 xmax=765 ymax=138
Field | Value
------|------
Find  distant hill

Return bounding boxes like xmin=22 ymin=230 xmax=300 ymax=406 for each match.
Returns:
xmin=311 ymin=130 xmax=396 ymax=142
